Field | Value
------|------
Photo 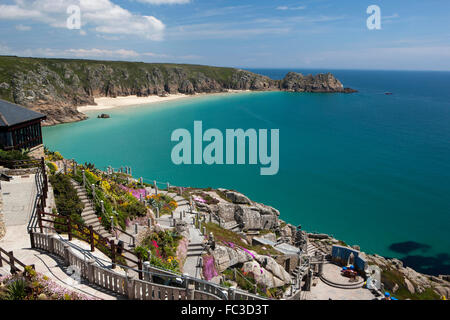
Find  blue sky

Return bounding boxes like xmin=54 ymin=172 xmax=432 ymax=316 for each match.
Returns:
xmin=0 ymin=0 xmax=449 ymax=70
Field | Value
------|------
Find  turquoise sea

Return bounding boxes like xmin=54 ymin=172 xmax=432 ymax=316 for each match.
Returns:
xmin=42 ymin=69 xmax=450 ymax=275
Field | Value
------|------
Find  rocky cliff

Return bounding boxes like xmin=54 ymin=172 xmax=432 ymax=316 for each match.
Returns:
xmin=192 ymin=187 xmax=449 ymax=299
xmin=0 ymin=56 xmax=356 ymax=126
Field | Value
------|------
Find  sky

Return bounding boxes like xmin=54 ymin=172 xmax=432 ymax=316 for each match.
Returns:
xmin=0 ymin=0 xmax=449 ymax=70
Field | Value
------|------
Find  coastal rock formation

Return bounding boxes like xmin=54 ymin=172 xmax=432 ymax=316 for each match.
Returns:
xmin=211 ymin=244 xmax=291 ymax=288
xmin=212 ymin=245 xmax=254 ymax=272
xmin=196 ymin=189 xmax=280 ymax=232
xmin=281 ymin=72 xmax=356 ymax=93
xmin=0 ymin=56 xmax=357 ymax=126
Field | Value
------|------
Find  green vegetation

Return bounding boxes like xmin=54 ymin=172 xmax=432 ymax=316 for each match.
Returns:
xmin=46 ymin=162 xmax=57 ymax=174
xmin=135 ymin=230 xmax=183 ymax=273
xmin=0 ymin=55 xmax=241 ymax=103
xmin=49 ymin=173 xmax=84 ymax=226
xmin=70 ymin=165 xmax=147 ymax=230
xmin=147 ymin=193 xmax=178 ymax=216
xmin=44 ymin=147 xmax=63 ymax=161
xmin=201 ymin=222 xmax=280 ymax=256
xmin=222 ymin=268 xmax=287 ymax=299
xmin=215 ymin=190 xmax=232 ymax=203
xmin=0 ymin=266 xmax=90 ymax=300
xmin=381 ymin=268 xmax=441 ymax=300
xmin=0 ymin=149 xmax=30 ymax=161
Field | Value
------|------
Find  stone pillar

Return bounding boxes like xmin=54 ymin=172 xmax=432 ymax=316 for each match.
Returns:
xmin=154 ymin=181 xmax=158 ymax=195
xmin=72 ymin=160 xmax=76 ymax=175
xmin=82 ymin=170 xmax=86 ymax=187
xmin=134 ymin=223 xmax=138 ymax=235
xmin=63 ymin=244 xmax=71 ymax=267
xmin=156 ymin=207 xmax=160 ymax=219
xmin=167 ymin=182 xmax=170 ymax=191
xmin=143 ymin=261 xmax=151 ymax=282
xmin=91 ymin=184 xmax=95 ymax=197
xmin=228 ymin=288 xmax=235 ymax=300
xmin=202 ymin=227 xmax=206 ymax=236
xmin=125 ymin=275 xmax=135 ymax=300
xmin=147 ymin=218 xmax=151 ymax=228
xmin=50 ymin=234 xmax=59 ymax=254
xmin=101 ymin=200 xmax=104 ymax=214
xmin=187 ymin=283 xmax=195 ymax=300
xmin=87 ymin=259 xmax=95 ymax=284
xmin=64 ymin=162 xmax=67 ymax=175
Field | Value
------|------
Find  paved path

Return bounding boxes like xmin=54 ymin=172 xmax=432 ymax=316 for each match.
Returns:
xmin=2 ymin=175 xmax=36 ymax=227
xmin=0 ymin=175 xmax=122 ymax=300
xmin=304 ymin=263 xmax=376 ymax=300
xmin=304 ymin=277 xmax=376 ymax=300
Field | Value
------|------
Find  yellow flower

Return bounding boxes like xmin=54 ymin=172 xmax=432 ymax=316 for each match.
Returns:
xmin=101 ymin=180 xmax=111 ymax=192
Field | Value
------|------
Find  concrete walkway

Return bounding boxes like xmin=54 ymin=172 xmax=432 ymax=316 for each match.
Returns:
xmin=2 ymin=175 xmax=36 ymax=227
xmin=0 ymin=175 xmax=122 ymax=300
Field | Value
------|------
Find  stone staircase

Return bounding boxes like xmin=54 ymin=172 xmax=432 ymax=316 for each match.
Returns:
xmin=291 ymin=263 xmax=309 ymax=281
xmin=187 ymin=242 xmax=204 ymax=257
xmin=70 ymin=180 xmax=112 ymax=239
xmin=306 ymin=242 xmax=322 ymax=256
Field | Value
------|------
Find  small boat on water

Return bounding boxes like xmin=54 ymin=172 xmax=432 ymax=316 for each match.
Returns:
xmin=384 ymin=92 xmax=393 ymax=95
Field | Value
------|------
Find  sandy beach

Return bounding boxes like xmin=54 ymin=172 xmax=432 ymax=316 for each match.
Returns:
xmin=77 ymin=94 xmax=190 ymax=112
xmin=77 ymin=90 xmax=253 ymax=113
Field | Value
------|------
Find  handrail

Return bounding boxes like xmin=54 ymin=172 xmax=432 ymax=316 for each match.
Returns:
xmin=27 ymin=158 xmax=47 ymax=233
xmin=30 ymin=158 xmax=267 ymax=300
xmin=0 ymin=246 xmax=35 ymax=273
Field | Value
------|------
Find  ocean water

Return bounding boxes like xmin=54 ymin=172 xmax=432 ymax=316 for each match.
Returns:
xmin=42 ymin=69 xmax=450 ymax=275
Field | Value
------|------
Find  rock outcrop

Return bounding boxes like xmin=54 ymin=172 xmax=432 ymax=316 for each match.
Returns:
xmin=0 ymin=56 xmax=357 ymax=126
xmin=211 ymin=244 xmax=291 ymax=288
xmin=281 ymin=72 xmax=356 ymax=93
xmin=196 ymin=189 xmax=280 ymax=232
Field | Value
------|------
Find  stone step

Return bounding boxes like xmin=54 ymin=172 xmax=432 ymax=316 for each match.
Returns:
xmin=84 ymin=217 xmax=101 ymax=225
xmin=186 ymin=252 xmax=203 ymax=257
xmin=81 ymin=210 xmax=96 ymax=217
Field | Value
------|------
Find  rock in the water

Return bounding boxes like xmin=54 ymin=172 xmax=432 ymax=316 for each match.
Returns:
xmin=97 ymin=113 xmax=110 ymax=119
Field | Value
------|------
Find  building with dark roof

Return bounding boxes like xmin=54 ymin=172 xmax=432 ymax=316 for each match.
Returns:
xmin=0 ymin=99 xmax=46 ymax=154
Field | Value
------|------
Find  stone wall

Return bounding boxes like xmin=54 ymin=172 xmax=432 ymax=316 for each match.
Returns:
xmin=28 ymin=144 xmax=45 ymax=159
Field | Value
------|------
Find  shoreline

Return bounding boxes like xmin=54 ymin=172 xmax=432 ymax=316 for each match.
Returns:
xmin=77 ymin=90 xmax=253 ymax=113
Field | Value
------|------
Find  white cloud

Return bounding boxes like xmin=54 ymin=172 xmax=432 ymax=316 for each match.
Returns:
xmin=15 ymin=24 xmax=32 ymax=31
xmin=276 ymin=5 xmax=306 ymax=11
xmin=137 ymin=0 xmax=190 ymax=4
xmin=0 ymin=0 xmax=165 ymax=40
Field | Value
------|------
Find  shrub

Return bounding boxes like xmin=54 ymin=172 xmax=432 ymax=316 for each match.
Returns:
xmin=46 ymin=162 xmax=58 ymax=174
xmin=0 ymin=149 xmax=30 ymax=161
xmin=49 ymin=173 xmax=84 ymax=220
